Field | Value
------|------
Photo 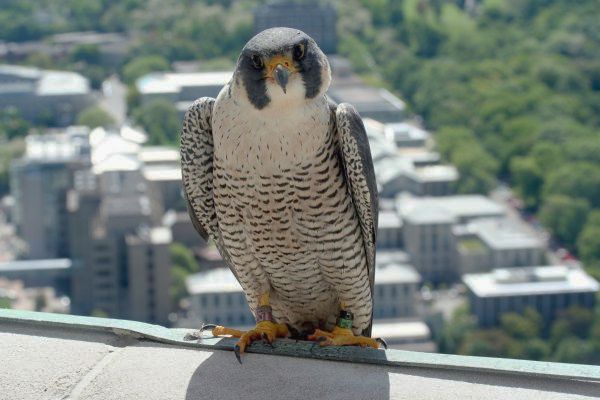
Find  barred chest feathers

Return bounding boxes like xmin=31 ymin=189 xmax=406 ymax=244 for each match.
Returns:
xmin=212 ymin=84 xmax=331 ymax=171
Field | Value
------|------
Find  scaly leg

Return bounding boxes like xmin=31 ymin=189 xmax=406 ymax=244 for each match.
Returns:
xmin=308 ymin=310 xmax=385 ymax=349
xmin=202 ymin=292 xmax=289 ymax=363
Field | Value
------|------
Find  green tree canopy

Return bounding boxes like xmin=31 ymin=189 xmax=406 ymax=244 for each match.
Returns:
xmin=577 ymin=211 xmax=600 ymax=277
xmin=170 ymin=243 xmax=199 ymax=310
xmin=133 ymin=100 xmax=180 ymax=145
xmin=539 ymin=195 xmax=590 ymax=249
xmin=510 ymin=157 xmax=543 ymax=210
xmin=459 ymin=329 xmax=520 ymax=358
xmin=550 ymin=306 xmax=594 ymax=346
xmin=170 ymin=243 xmax=199 ymax=274
xmin=0 ymin=108 xmax=30 ymax=140
xmin=552 ymin=337 xmax=596 ymax=364
xmin=76 ymin=106 xmax=116 ymax=128
xmin=543 ymin=163 xmax=600 ymax=209
xmin=70 ymin=44 xmax=101 ymax=64
xmin=500 ymin=308 xmax=543 ymax=340
xmin=122 ymin=55 xmax=170 ymax=85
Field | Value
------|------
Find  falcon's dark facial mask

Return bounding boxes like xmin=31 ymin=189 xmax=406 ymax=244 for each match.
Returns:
xmin=235 ymin=27 xmax=331 ymax=110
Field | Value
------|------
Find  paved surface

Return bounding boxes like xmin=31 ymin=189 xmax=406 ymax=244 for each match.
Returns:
xmin=1 ymin=321 xmax=599 ymax=400
xmin=100 ymin=75 xmax=127 ymax=125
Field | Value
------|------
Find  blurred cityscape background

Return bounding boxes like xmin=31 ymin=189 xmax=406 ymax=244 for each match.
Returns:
xmin=0 ymin=0 xmax=599 ymax=365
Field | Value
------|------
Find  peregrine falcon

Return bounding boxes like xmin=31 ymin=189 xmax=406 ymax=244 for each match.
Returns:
xmin=181 ymin=27 xmax=380 ymax=359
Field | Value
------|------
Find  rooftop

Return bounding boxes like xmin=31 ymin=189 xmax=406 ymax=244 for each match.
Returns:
xmin=384 ymin=122 xmax=430 ymax=145
xmin=377 ymin=210 xmax=402 ymax=229
xmin=375 ymin=262 xmax=421 ymax=285
xmin=136 ymin=71 xmax=232 ymax=95
xmin=1 ymin=309 xmax=599 ymax=399
xmin=398 ymin=194 xmax=506 ymax=225
xmin=463 ymin=218 xmax=544 ymax=250
xmin=22 ymin=127 xmax=90 ymax=162
xmin=138 ymin=146 xmax=180 ymax=165
xmin=0 ymin=258 xmax=71 ymax=272
xmin=371 ymin=318 xmax=431 ymax=343
xmin=328 ymin=86 xmax=406 ymax=114
xmin=409 ymin=165 xmax=459 ymax=183
xmin=143 ymin=165 xmax=182 ymax=182
xmin=373 ymin=156 xmax=414 ymax=186
xmin=463 ymin=266 xmax=600 ymax=298
xmin=0 ymin=64 xmax=90 ymax=96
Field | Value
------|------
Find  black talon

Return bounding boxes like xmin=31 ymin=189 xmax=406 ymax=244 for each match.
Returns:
xmin=261 ymin=333 xmax=274 ymax=348
xmin=376 ymin=337 xmax=388 ymax=349
xmin=200 ymin=323 xmax=217 ymax=332
xmin=234 ymin=345 xmax=242 ymax=364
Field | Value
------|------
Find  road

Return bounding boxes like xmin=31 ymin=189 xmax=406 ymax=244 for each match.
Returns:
xmin=99 ymin=75 xmax=127 ymax=126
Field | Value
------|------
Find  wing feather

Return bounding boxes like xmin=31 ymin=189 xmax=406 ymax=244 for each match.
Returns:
xmin=180 ymin=97 xmax=238 ymax=278
xmin=333 ymin=102 xmax=378 ymax=336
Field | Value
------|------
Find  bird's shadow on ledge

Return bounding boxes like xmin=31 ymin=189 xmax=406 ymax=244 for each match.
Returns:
xmin=184 ymin=339 xmax=391 ymax=400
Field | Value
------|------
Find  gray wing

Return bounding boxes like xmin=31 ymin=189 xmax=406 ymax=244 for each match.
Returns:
xmin=181 ymin=97 xmax=217 ymax=241
xmin=180 ymin=97 xmax=238 ymax=276
xmin=333 ymin=102 xmax=378 ymax=336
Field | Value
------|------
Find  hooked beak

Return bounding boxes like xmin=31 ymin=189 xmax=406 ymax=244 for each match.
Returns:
xmin=266 ymin=54 xmax=296 ymax=94
xmin=274 ymin=64 xmax=290 ymax=93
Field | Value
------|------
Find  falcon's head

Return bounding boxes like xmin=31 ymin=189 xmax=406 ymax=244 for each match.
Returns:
xmin=234 ymin=27 xmax=331 ymax=110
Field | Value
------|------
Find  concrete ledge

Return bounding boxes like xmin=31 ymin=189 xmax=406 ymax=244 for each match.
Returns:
xmin=1 ymin=309 xmax=599 ymax=383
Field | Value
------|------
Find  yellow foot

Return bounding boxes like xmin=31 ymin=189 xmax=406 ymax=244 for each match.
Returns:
xmin=308 ymin=327 xmax=382 ymax=349
xmin=202 ymin=321 xmax=289 ymax=363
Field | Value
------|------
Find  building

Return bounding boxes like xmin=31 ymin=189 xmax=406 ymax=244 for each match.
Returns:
xmin=398 ymin=194 xmax=506 ymax=284
xmin=0 ymin=278 xmax=70 ymax=313
xmin=10 ymin=127 xmax=91 ymax=259
xmin=186 ymin=267 xmax=254 ymax=328
xmin=7 ymin=125 xmax=181 ymax=325
xmin=135 ymin=71 xmax=231 ymax=119
xmin=384 ymin=122 xmax=430 ymax=148
xmin=125 ymin=227 xmax=172 ymax=324
xmin=463 ymin=266 xmax=599 ymax=327
xmin=454 ymin=218 xmax=546 ymax=275
xmin=328 ymin=56 xmax=406 ymax=123
xmin=1 ymin=32 xmax=130 ymax=67
xmin=49 ymin=31 xmax=131 ymax=67
xmin=141 ymin=147 xmax=184 ymax=212
xmin=372 ymin=260 xmax=421 ymax=319
xmin=254 ymin=1 xmax=337 ymax=54
xmin=162 ymin=211 xmax=199 ymax=249
xmin=0 ymin=64 xmax=94 ymax=126
xmin=366 ymin=119 xmax=456 ymax=198
xmin=66 ymin=128 xmax=175 ymax=325
xmin=371 ymin=319 xmax=435 ymax=351
xmin=0 ymin=258 xmax=71 ymax=295
xmin=376 ymin=158 xmax=458 ymax=198
xmin=328 ymin=85 xmax=406 ymax=123
xmin=377 ymin=210 xmax=403 ymax=249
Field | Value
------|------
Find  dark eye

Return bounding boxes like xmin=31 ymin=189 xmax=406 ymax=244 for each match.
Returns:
xmin=293 ymin=43 xmax=306 ymax=60
xmin=251 ymin=54 xmax=263 ymax=69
